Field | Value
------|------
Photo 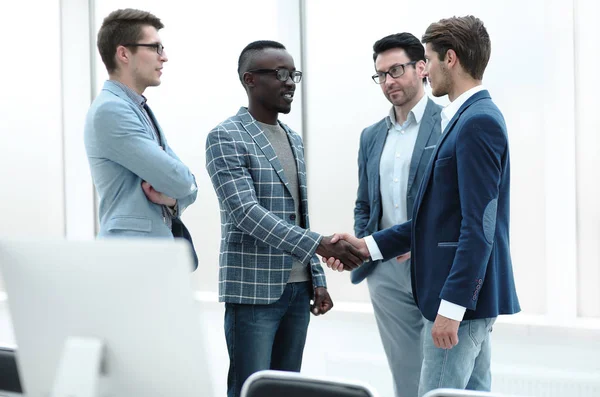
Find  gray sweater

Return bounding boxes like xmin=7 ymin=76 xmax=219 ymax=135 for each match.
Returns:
xmin=258 ymin=121 xmax=310 ymax=283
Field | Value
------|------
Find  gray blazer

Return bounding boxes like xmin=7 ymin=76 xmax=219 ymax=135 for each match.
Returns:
xmin=84 ymin=81 xmax=198 ymax=238
xmin=352 ymin=98 xmax=442 ymax=283
xmin=205 ymin=107 xmax=326 ymax=305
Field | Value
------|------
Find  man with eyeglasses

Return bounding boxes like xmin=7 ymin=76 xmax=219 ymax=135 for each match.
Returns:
xmin=84 ymin=9 xmax=198 ymax=264
xmin=205 ymin=40 xmax=365 ymax=397
xmin=351 ymin=33 xmax=442 ymax=397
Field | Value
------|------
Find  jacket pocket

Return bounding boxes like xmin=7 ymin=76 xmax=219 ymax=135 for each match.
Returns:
xmin=435 ymin=156 xmax=452 ymax=167
xmin=438 ymin=241 xmax=459 ymax=247
xmin=106 ymin=216 xmax=152 ymax=233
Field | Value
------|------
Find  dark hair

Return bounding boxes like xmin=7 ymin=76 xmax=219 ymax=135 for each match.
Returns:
xmin=373 ymin=33 xmax=426 ymax=83
xmin=373 ymin=32 xmax=425 ymax=63
xmin=237 ymin=40 xmax=286 ymax=83
xmin=97 ymin=8 xmax=164 ymax=73
xmin=421 ymin=15 xmax=491 ymax=80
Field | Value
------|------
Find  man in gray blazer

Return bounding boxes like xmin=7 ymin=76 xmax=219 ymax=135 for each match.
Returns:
xmin=352 ymin=33 xmax=442 ymax=397
xmin=205 ymin=40 xmax=364 ymax=397
xmin=84 ymin=9 xmax=197 ymax=249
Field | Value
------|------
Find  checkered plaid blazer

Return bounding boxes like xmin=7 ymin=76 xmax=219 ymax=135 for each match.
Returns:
xmin=206 ymin=107 xmax=327 ymax=304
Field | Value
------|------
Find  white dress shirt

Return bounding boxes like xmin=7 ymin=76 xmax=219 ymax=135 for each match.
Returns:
xmin=440 ymin=85 xmax=486 ymax=133
xmin=379 ymin=94 xmax=428 ymax=230
xmin=365 ymin=85 xmax=486 ymax=322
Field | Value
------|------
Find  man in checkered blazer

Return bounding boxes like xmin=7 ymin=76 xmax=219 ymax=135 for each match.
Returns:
xmin=206 ymin=41 xmax=365 ymax=397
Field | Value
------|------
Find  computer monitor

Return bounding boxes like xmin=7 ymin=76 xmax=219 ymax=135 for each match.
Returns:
xmin=0 ymin=239 xmax=214 ymax=397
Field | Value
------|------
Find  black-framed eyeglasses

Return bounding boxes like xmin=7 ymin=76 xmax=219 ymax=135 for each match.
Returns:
xmin=247 ymin=68 xmax=303 ymax=83
xmin=372 ymin=61 xmax=417 ymax=84
xmin=123 ymin=43 xmax=165 ymax=55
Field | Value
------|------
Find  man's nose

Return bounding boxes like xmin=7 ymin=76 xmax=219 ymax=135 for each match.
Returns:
xmin=384 ymin=73 xmax=395 ymax=86
xmin=284 ymin=76 xmax=295 ymax=87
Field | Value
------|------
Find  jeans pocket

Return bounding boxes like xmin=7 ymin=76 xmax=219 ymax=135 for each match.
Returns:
xmin=468 ymin=318 xmax=492 ymax=347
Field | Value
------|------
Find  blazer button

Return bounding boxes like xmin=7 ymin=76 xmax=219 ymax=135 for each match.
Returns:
xmin=290 ymin=214 xmax=296 ymax=221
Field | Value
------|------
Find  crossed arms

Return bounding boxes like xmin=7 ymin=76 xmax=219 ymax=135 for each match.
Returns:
xmin=93 ymin=100 xmax=198 ymax=210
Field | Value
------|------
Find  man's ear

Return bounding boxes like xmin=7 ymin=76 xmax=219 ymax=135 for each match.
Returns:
xmin=415 ymin=59 xmax=427 ymax=78
xmin=115 ymin=45 xmax=131 ymax=67
xmin=243 ymin=72 xmax=255 ymax=88
xmin=445 ymin=49 xmax=458 ymax=69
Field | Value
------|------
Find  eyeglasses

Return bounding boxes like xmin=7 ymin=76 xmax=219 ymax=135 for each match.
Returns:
xmin=372 ymin=61 xmax=417 ymax=84
xmin=247 ymin=68 xmax=303 ymax=83
xmin=123 ymin=43 xmax=165 ymax=55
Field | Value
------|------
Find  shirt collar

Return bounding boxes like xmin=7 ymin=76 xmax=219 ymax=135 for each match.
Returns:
xmin=110 ymin=80 xmax=147 ymax=107
xmin=386 ymin=93 xmax=428 ymax=129
xmin=441 ymin=85 xmax=486 ymax=124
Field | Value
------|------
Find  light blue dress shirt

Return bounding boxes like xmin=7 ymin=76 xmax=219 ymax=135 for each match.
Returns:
xmin=379 ymin=94 xmax=428 ymax=230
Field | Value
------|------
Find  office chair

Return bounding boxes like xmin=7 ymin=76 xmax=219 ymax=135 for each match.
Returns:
xmin=0 ymin=347 xmax=22 ymax=394
xmin=241 ymin=370 xmax=378 ymax=397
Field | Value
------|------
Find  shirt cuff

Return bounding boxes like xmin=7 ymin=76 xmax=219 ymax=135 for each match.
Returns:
xmin=438 ymin=300 xmax=466 ymax=321
xmin=364 ymin=236 xmax=383 ymax=261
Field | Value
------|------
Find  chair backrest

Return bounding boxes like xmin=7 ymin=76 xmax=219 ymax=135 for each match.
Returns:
xmin=0 ymin=347 xmax=22 ymax=393
xmin=241 ymin=370 xmax=378 ymax=397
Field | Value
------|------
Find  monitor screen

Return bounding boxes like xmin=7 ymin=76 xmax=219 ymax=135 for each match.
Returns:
xmin=0 ymin=238 xmax=214 ymax=397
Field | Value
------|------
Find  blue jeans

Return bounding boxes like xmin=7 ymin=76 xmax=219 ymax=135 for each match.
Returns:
xmin=418 ymin=317 xmax=496 ymax=397
xmin=224 ymin=282 xmax=311 ymax=397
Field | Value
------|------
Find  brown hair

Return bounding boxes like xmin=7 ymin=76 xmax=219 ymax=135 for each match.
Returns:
xmin=421 ymin=16 xmax=490 ymax=80
xmin=97 ymin=8 xmax=164 ymax=73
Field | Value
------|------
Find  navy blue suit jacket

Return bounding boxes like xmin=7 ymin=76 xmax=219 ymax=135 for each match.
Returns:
xmin=352 ymin=98 xmax=442 ymax=283
xmin=372 ymin=90 xmax=521 ymax=321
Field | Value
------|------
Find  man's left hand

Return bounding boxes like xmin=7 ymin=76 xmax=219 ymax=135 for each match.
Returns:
xmin=431 ymin=314 xmax=460 ymax=349
xmin=311 ymin=287 xmax=333 ymax=315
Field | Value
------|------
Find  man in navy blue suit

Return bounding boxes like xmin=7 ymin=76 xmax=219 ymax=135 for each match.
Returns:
xmin=325 ymin=16 xmax=520 ymax=396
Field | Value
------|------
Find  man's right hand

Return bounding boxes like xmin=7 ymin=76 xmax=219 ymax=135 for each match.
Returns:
xmin=315 ymin=235 xmax=367 ymax=271
xmin=322 ymin=233 xmax=370 ymax=272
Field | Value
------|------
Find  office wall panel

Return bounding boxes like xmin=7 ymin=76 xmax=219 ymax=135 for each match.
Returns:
xmin=0 ymin=1 xmax=65 ymax=238
xmin=574 ymin=0 xmax=600 ymax=318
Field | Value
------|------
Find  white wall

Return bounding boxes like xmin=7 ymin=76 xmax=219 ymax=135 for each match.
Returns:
xmin=574 ymin=0 xmax=600 ymax=318
xmin=0 ymin=1 xmax=65 ymax=238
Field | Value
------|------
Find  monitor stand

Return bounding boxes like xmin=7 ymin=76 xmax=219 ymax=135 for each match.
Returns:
xmin=51 ymin=337 xmax=105 ymax=397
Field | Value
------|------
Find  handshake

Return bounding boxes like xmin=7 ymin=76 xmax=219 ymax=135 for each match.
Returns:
xmin=315 ymin=233 xmax=369 ymax=272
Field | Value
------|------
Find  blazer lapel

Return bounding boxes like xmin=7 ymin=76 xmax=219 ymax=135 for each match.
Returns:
xmin=143 ymin=105 xmax=166 ymax=147
xmin=371 ymin=123 xmax=388 ymax=200
xmin=412 ymin=91 xmax=491 ymax=219
xmin=104 ymin=81 xmax=161 ymax=146
xmin=238 ymin=108 xmax=292 ymax=194
xmin=282 ymin=124 xmax=306 ymax=191
xmin=406 ymin=99 xmax=439 ymax=193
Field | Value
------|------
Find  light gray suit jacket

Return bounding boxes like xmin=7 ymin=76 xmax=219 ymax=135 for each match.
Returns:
xmin=84 ymin=80 xmax=197 ymax=237
xmin=352 ymin=97 xmax=442 ymax=283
